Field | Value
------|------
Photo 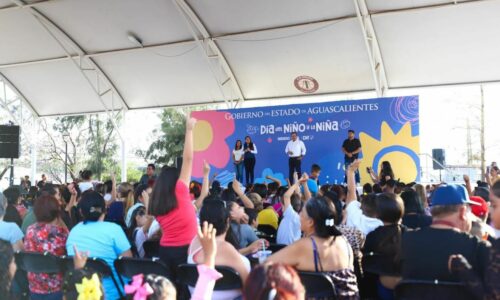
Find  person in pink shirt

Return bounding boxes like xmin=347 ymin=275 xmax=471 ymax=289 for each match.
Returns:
xmin=146 ymin=117 xmax=198 ymax=287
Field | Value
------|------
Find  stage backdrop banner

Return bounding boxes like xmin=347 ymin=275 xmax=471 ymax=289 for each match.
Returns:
xmin=192 ymin=96 xmax=420 ymax=186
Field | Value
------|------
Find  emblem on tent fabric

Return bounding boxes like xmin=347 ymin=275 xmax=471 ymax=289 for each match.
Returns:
xmin=294 ymin=75 xmax=319 ymax=93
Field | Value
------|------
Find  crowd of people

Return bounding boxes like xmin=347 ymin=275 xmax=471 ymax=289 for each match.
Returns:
xmin=1 ymin=115 xmax=500 ymax=300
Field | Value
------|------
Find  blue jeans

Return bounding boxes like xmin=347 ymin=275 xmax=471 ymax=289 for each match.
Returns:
xmin=234 ymin=162 xmax=244 ymax=183
xmin=344 ymin=158 xmax=360 ymax=183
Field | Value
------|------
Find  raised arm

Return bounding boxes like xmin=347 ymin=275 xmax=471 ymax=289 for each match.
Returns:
xmin=265 ymin=175 xmax=282 ymax=187
xmin=283 ymin=180 xmax=300 ymax=211
xmin=195 ymin=161 xmax=211 ymax=210
xmin=65 ymin=183 xmax=78 ymax=213
xmin=346 ymin=160 xmax=361 ymax=205
xmin=233 ymin=178 xmax=254 ymax=209
xmin=179 ymin=117 xmax=197 ymax=186
xmin=300 ymin=173 xmax=312 ymax=201
xmin=463 ymin=175 xmax=473 ymax=198
xmin=368 ymin=167 xmax=379 ymax=184
xmin=111 ymin=172 xmax=117 ymax=201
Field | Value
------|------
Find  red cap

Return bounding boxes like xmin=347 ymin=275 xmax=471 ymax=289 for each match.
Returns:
xmin=470 ymin=196 xmax=489 ymax=218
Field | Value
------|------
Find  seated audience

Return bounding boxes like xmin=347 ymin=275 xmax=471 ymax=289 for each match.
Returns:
xmin=400 ymin=184 xmax=489 ymax=299
xmin=413 ymin=183 xmax=431 ymax=215
xmin=0 ymin=240 xmax=16 ymax=298
xmin=189 ymin=200 xmax=250 ymax=299
xmin=0 ymin=193 xmax=23 ymax=251
xmin=66 ymin=191 xmax=132 ymax=300
xmin=3 ymin=187 xmax=23 ymax=227
xmin=128 ymin=205 xmax=154 ymax=257
xmin=24 ymin=194 xmax=68 ymax=299
xmin=324 ymin=190 xmax=365 ymax=279
xmin=345 ymin=160 xmax=383 ymax=235
xmin=401 ymin=189 xmax=432 ymax=229
xmin=106 ymin=182 xmax=133 ymax=224
xmin=276 ymin=180 xmax=304 ymax=245
xmin=78 ymin=170 xmax=94 ymax=193
xmin=448 ymin=180 xmax=500 ymax=299
xmin=227 ymin=200 xmax=268 ymax=255
xmin=268 ymin=196 xmax=359 ymax=298
xmin=243 ymin=263 xmax=305 ymax=300
xmin=363 ymin=193 xmax=408 ymax=299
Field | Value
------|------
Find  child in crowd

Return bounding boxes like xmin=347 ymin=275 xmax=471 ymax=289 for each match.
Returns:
xmin=309 ymin=164 xmax=321 ymax=185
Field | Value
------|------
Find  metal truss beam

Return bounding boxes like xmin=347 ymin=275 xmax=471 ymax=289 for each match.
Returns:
xmin=172 ymin=0 xmax=245 ymax=109
xmin=8 ymin=1 xmax=130 ymax=117
xmin=353 ymin=0 xmax=389 ymax=97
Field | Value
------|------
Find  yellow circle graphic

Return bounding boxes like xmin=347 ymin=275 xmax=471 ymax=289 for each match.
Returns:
xmin=378 ymin=151 xmax=417 ymax=182
xmin=193 ymin=120 xmax=213 ymax=152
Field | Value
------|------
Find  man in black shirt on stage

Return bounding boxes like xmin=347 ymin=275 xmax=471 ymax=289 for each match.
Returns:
xmin=342 ymin=130 xmax=362 ymax=183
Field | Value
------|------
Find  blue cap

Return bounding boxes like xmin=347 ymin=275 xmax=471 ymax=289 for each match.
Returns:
xmin=432 ymin=184 xmax=480 ymax=206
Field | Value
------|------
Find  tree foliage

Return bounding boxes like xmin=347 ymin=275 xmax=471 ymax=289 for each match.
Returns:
xmin=39 ymin=114 xmax=119 ymax=182
xmin=142 ymin=108 xmax=186 ymax=166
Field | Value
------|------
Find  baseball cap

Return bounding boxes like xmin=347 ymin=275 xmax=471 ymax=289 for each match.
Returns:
xmin=432 ymin=184 xmax=481 ymax=206
xmin=470 ymin=196 xmax=489 ymax=218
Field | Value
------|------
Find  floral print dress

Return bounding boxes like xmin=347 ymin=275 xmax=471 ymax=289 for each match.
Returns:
xmin=24 ymin=222 xmax=68 ymax=294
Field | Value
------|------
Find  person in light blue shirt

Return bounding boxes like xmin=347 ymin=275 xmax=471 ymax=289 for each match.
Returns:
xmin=66 ymin=191 xmax=131 ymax=300
xmin=0 ymin=193 xmax=23 ymax=251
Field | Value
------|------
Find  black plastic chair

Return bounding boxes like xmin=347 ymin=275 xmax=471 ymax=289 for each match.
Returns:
xmin=62 ymin=256 xmax=124 ymax=298
xmin=268 ymin=243 xmax=287 ymax=253
xmin=143 ymin=240 xmax=160 ymax=258
xmin=362 ymin=251 xmax=398 ymax=276
xmin=114 ymin=256 xmax=171 ymax=286
xmin=395 ymin=279 xmax=471 ymax=300
xmin=177 ymin=264 xmax=243 ymax=291
xmin=15 ymin=251 xmax=64 ymax=274
xmin=257 ymin=224 xmax=277 ymax=243
xmin=299 ymin=271 xmax=337 ymax=299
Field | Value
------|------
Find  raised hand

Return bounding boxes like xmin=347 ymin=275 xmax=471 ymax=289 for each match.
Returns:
xmin=348 ymin=159 xmax=361 ymax=172
xmin=299 ymin=172 xmax=309 ymax=183
xmin=463 ymin=174 xmax=470 ymax=183
xmin=186 ymin=117 xmax=197 ymax=131
xmin=198 ymin=221 xmax=217 ymax=268
xmin=203 ymin=160 xmax=210 ymax=176
xmin=73 ymin=244 xmax=89 ymax=270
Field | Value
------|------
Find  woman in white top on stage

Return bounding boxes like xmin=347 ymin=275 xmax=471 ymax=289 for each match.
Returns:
xmin=232 ymin=140 xmax=245 ymax=183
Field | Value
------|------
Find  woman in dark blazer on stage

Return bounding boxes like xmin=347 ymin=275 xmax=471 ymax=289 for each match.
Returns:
xmin=243 ymin=136 xmax=258 ymax=185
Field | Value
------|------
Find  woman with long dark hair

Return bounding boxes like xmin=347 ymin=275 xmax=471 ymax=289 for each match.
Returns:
xmin=379 ymin=161 xmax=395 ymax=182
xmin=233 ymin=140 xmax=245 ymax=183
xmin=188 ymin=198 xmax=250 ymax=299
xmin=268 ymin=196 xmax=359 ymax=298
xmin=401 ymin=189 xmax=432 ymax=229
xmin=363 ymin=193 xmax=408 ymax=300
xmin=147 ymin=117 xmax=198 ymax=285
xmin=243 ymin=136 xmax=258 ymax=185
xmin=0 ymin=240 xmax=16 ymax=298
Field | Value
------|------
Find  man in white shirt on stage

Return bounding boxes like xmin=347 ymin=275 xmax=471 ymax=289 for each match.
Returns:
xmin=285 ymin=132 xmax=307 ymax=184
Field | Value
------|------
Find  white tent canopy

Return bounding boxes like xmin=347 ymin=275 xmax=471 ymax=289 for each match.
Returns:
xmin=0 ymin=0 xmax=500 ymax=117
